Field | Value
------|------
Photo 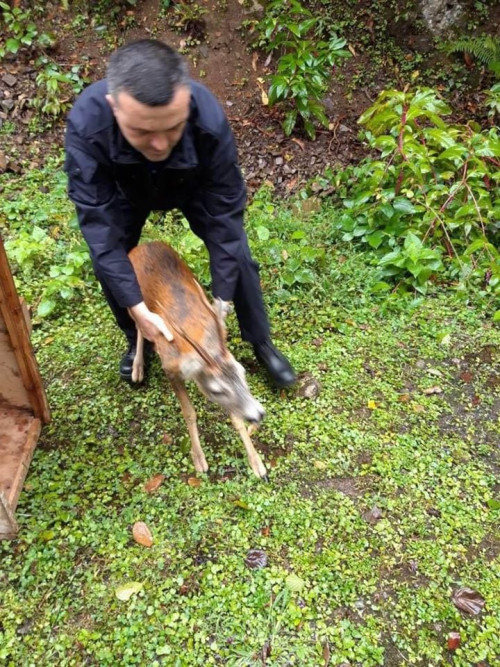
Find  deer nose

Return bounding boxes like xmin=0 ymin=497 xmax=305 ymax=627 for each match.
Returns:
xmin=247 ymin=402 xmax=265 ymax=424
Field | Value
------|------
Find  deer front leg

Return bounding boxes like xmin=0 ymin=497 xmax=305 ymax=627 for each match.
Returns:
xmin=170 ymin=378 xmax=209 ymax=474
xmin=230 ymin=414 xmax=268 ymax=479
xmin=131 ymin=328 xmax=145 ymax=383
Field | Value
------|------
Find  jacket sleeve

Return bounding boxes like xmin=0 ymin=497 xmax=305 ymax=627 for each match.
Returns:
xmin=180 ymin=115 xmax=248 ymax=302
xmin=64 ymin=120 xmax=144 ymax=308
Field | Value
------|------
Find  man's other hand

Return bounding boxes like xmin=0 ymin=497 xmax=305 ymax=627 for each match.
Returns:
xmin=129 ymin=302 xmax=174 ymax=342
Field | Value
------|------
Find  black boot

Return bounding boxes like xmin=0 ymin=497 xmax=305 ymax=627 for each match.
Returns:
xmin=253 ymin=339 xmax=297 ymax=388
xmin=119 ymin=340 xmax=153 ymax=383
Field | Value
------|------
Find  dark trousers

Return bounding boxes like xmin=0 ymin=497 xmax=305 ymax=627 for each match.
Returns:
xmin=94 ymin=208 xmax=271 ymax=346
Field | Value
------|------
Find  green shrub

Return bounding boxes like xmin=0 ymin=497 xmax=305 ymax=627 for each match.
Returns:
xmin=326 ymin=87 xmax=500 ymax=296
xmin=253 ymin=0 xmax=351 ymax=138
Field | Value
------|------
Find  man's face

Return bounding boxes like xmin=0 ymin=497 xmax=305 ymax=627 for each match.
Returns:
xmin=106 ymin=85 xmax=191 ymax=162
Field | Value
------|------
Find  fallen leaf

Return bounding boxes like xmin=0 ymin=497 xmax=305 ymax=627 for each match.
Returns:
xmin=115 ymin=581 xmax=143 ymax=601
xmin=261 ymin=89 xmax=269 ymax=105
xmin=447 ymin=631 xmax=461 ymax=650
xmin=251 ymin=52 xmax=258 ymax=71
xmin=187 ymin=477 xmax=201 ymax=487
xmin=398 ymin=393 xmax=410 ymax=402
xmin=452 ymin=587 xmax=485 ymax=615
xmin=323 ymin=641 xmax=331 ymax=666
xmin=144 ymin=473 xmax=165 ymax=493
xmin=423 ymin=386 xmax=443 ymax=395
xmin=285 ymin=573 xmax=305 ymax=592
xmin=413 ymin=403 xmax=425 ymax=413
xmin=132 ymin=521 xmax=153 ymax=547
xmin=291 ymin=137 xmax=305 ymax=150
xmin=245 ymin=549 xmax=268 ymax=569
xmin=348 ymin=44 xmax=356 ymax=56
xmin=261 ymin=526 xmax=270 ymax=537
xmin=314 ymin=460 xmax=327 ymax=470
xmin=460 ymin=371 xmax=473 ymax=383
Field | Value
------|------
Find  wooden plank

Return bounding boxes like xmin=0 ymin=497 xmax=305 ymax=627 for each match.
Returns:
xmin=0 ymin=406 xmax=41 ymax=540
xmin=0 ymin=234 xmax=50 ymax=424
xmin=0 ymin=489 xmax=18 ymax=539
xmin=0 ymin=331 xmax=32 ymax=409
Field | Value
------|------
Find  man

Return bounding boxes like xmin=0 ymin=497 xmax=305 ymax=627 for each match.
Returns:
xmin=64 ymin=39 xmax=296 ymax=387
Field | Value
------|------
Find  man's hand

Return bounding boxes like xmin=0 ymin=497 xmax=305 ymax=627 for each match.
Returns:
xmin=129 ymin=302 xmax=174 ymax=342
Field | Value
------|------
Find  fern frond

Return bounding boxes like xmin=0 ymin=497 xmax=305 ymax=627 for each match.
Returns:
xmin=443 ymin=36 xmax=500 ymax=66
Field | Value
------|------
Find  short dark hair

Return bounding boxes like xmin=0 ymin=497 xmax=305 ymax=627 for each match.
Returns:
xmin=106 ymin=39 xmax=189 ymax=106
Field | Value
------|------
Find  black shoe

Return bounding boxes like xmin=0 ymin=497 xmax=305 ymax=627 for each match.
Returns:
xmin=253 ymin=339 xmax=297 ymax=388
xmin=119 ymin=341 xmax=153 ymax=383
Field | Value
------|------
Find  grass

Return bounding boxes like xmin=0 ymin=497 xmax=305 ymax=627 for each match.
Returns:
xmin=0 ymin=163 xmax=499 ymax=666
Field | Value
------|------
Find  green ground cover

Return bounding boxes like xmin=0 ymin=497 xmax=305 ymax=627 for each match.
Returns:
xmin=0 ymin=162 xmax=499 ymax=666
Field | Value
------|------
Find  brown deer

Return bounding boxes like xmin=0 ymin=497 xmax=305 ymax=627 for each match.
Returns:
xmin=128 ymin=241 xmax=267 ymax=479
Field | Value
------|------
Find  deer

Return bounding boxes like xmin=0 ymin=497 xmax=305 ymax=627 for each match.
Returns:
xmin=128 ymin=241 xmax=268 ymax=479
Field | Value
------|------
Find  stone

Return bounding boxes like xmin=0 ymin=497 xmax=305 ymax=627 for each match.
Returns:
xmin=420 ymin=0 xmax=464 ymax=36
xmin=2 ymin=73 xmax=17 ymax=87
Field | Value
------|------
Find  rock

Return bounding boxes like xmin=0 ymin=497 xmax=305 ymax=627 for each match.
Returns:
xmin=420 ymin=0 xmax=464 ymax=36
xmin=1 ymin=99 xmax=14 ymax=112
xmin=2 ymin=73 xmax=17 ymax=87
xmin=296 ymin=373 xmax=322 ymax=399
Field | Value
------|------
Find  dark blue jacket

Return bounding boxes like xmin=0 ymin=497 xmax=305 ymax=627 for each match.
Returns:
xmin=64 ymin=79 xmax=247 ymax=309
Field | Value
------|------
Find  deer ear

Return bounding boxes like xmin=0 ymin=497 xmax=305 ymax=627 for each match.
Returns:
xmin=180 ymin=355 xmax=204 ymax=380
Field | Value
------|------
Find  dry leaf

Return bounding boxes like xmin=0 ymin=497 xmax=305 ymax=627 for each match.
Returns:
xmin=261 ymin=89 xmax=269 ymax=106
xmin=323 ymin=641 xmax=331 ymax=666
xmin=291 ymin=138 xmax=305 ymax=150
xmin=348 ymin=44 xmax=356 ymax=56
xmin=144 ymin=473 xmax=165 ymax=493
xmin=413 ymin=403 xmax=425 ymax=413
xmin=251 ymin=52 xmax=258 ymax=71
xmin=447 ymin=632 xmax=461 ymax=650
xmin=423 ymin=386 xmax=443 ymax=395
xmin=132 ymin=521 xmax=153 ymax=547
xmin=452 ymin=587 xmax=485 ymax=615
xmin=187 ymin=477 xmax=201 ymax=487
xmin=398 ymin=393 xmax=410 ymax=402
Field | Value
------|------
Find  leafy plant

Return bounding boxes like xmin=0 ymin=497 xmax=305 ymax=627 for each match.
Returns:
xmin=326 ymin=87 xmax=500 ymax=296
xmin=32 ymin=58 xmax=88 ymax=118
xmin=253 ymin=0 xmax=351 ymax=138
xmin=5 ymin=225 xmax=90 ymax=317
xmin=170 ymin=1 xmax=208 ymax=39
xmin=0 ymin=0 xmax=55 ymax=59
xmin=443 ymin=35 xmax=500 ymax=75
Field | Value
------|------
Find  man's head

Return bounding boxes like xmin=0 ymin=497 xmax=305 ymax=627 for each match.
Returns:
xmin=106 ymin=40 xmax=191 ymax=162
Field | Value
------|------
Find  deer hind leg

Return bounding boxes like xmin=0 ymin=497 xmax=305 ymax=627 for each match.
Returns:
xmin=132 ymin=329 xmax=145 ymax=383
xmin=170 ymin=377 xmax=209 ymax=474
xmin=230 ymin=414 xmax=268 ymax=479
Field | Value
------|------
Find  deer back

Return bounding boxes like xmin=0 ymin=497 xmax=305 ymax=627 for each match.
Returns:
xmin=129 ymin=241 xmax=225 ymax=375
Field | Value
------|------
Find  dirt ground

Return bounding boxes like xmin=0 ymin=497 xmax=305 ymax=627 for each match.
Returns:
xmin=0 ymin=0 xmax=499 ymax=196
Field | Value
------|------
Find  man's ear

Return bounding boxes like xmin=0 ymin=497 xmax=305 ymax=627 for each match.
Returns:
xmin=105 ymin=94 xmax=117 ymax=115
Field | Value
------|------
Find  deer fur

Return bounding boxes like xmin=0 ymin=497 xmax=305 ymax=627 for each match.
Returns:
xmin=128 ymin=241 xmax=267 ymax=479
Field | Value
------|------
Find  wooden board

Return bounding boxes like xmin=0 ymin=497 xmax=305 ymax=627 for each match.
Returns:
xmin=0 ymin=405 xmax=41 ymax=538
xmin=0 ymin=234 xmax=50 ymax=539
xmin=0 ymin=235 xmax=50 ymax=423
